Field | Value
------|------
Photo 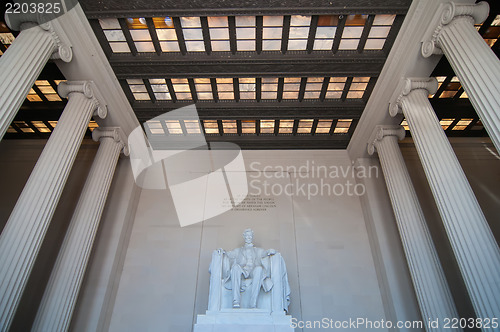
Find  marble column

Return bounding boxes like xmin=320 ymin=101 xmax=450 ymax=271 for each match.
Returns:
xmin=390 ymin=77 xmax=500 ymax=321
xmin=32 ymin=127 xmax=127 ymax=332
xmin=0 ymin=14 xmax=72 ymax=140
xmin=422 ymin=1 xmax=500 ymax=152
xmin=0 ymin=81 xmax=106 ymax=331
xmin=368 ymin=125 xmax=459 ymax=330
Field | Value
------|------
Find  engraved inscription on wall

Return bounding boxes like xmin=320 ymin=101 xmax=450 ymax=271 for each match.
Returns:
xmin=222 ymin=195 xmax=277 ymax=212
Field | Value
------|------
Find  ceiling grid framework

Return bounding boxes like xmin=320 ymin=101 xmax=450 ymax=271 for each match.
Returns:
xmin=1 ymin=0 xmax=498 ymax=148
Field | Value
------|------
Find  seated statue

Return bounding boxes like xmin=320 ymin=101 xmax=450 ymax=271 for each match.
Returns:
xmin=208 ymin=228 xmax=290 ymax=312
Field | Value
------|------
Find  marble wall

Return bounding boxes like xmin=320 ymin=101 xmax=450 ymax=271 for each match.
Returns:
xmin=104 ymin=150 xmax=391 ymax=332
xmin=1 ymin=138 xmax=497 ymax=331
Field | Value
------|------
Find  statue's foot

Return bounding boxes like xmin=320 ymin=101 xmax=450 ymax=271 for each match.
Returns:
xmin=232 ymin=301 xmax=240 ymax=308
xmin=249 ymin=303 xmax=257 ymax=309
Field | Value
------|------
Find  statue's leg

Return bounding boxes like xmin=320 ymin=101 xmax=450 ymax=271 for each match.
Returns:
xmin=230 ymin=265 xmax=243 ymax=307
xmin=249 ymin=266 xmax=263 ymax=308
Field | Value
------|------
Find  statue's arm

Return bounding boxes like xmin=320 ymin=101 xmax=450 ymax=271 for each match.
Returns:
xmin=263 ymin=248 xmax=276 ymax=257
xmin=222 ymin=252 xmax=231 ymax=280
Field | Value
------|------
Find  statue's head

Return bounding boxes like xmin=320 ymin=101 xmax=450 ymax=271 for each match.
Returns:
xmin=243 ymin=228 xmax=254 ymax=244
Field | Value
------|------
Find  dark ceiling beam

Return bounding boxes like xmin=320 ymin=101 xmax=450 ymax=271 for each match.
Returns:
xmin=13 ymin=98 xmax=478 ymax=126
xmin=431 ymin=56 xmax=455 ymax=77
xmin=16 ymin=103 xmax=66 ymax=121
xmin=147 ymin=134 xmax=350 ymax=150
xmin=118 ymin=18 xmax=138 ymax=56
xmin=38 ymin=63 xmax=66 ymax=80
xmin=3 ymin=133 xmax=52 ymax=140
xmin=358 ymin=15 xmax=374 ymax=53
xmin=109 ymin=52 xmax=386 ymax=78
xmin=405 ymin=129 xmax=488 ymax=138
xmin=80 ymin=0 xmax=411 ymax=18
xmin=135 ymin=110 xmax=363 ymax=123
xmin=132 ymin=100 xmax=366 ymax=119
xmin=430 ymin=99 xmax=478 ymax=119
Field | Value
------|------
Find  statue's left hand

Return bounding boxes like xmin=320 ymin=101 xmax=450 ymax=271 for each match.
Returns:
xmin=267 ymin=249 xmax=276 ymax=255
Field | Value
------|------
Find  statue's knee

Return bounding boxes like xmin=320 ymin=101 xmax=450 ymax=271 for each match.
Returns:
xmin=231 ymin=265 xmax=242 ymax=276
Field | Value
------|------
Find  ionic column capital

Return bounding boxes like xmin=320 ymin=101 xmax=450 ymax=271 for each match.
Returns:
xmin=421 ymin=1 xmax=489 ymax=58
xmin=58 ymin=81 xmax=108 ymax=119
xmin=389 ymin=77 xmax=438 ymax=117
xmin=367 ymin=125 xmax=406 ymax=155
xmin=5 ymin=13 xmax=73 ymax=62
xmin=92 ymin=127 xmax=129 ymax=156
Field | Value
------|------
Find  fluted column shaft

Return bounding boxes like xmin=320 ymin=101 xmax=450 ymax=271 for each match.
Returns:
xmin=422 ymin=2 xmax=500 ymax=152
xmin=369 ymin=126 xmax=459 ymax=331
xmin=391 ymin=78 xmax=500 ymax=322
xmin=0 ymin=19 xmax=72 ymax=140
xmin=32 ymin=128 xmax=125 ymax=332
xmin=0 ymin=82 xmax=104 ymax=332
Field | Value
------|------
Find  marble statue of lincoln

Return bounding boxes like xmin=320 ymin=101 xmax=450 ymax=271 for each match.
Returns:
xmin=221 ymin=228 xmax=276 ymax=308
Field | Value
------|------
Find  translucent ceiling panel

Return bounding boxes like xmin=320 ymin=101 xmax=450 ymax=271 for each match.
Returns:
xmin=216 ymin=78 xmax=234 ymax=100
xmin=31 ymin=121 xmax=51 ymax=133
xmin=334 ymin=119 xmax=352 ymax=133
xmin=127 ymin=79 xmax=150 ymax=101
xmin=316 ymin=119 xmax=333 ymax=134
xmin=400 ymin=119 xmax=409 ymax=131
xmin=35 ymin=80 xmax=61 ymax=101
xmin=339 ymin=15 xmax=367 ymax=50
xmin=279 ymin=119 xmax=294 ymax=134
xmin=241 ymin=120 xmax=256 ymax=134
xmin=288 ymin=15 xmax=311 ymax=51
xmin=304 ymin=77 xmax=323 ymax=99
xmin=194 ymin=78 xmax=213 ymax=100
xmin=148 ymin=79 xmax=171 ymax=100
xmin=13 ymin=121 xmax=34 ymax=133
xmin=260 ymin=120 xmax=275 ymax=134
xmin=27 ymin=88 xmax=42 ymax=102
xmin=452 ymin=119 xmax=473 ymax=131
xmin=365 ymin=14 xmax=395 ymax=50
xmin=146 ymin=120 xmax=164 ymax=135
xmin=314 ymin=15 xmax=338 ymax=50
xmin=184 ymin=120 xmax=202 ymax=134
xmin=208 ymin=16 xmax=231 ymax=52
xmin=171 ymin=78 xmax=192 ymax=100
xmin=440 ymin=118 xmax=455 ymax=130
xmin=347 ymin=77 xmax=369 ymax=99
xmin=263 ymin=16 xmax=283 ymax=51
xmin=297 ymin=119 xmax=314 ymax=134
xmin=283 ymin=77 xmax=301 ymax=99
xmin=326 ymin=77 xmax=346 ymax=99
xmin=239 ymin=78 xmax=256 ymax=99
xmin=99 ymin=18 xmax=130 ymax=53
xmin=236 ymin=16 xmax=256 ymax=51
xmin=438 ymin=76 xmax=462 ymax=99
xmin=222 ymin=120 xmax=237 ymax=134
xmin=181 ymin=17 xmax=205 ymax=52
xmin=127 ymin=18 xmax=155 ymax=52
xmin=261 ymin=77 xmax=278 ymax=99
xmin=166 ymin=120 xmax=184 ymax=134
xmin=154 ymin=17 xmax=180 ymax=52
xmin=203 ymin=120 xmax=219 ymax=134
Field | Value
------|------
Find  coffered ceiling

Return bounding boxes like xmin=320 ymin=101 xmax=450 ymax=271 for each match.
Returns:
xmin=1 ymin=0 xmax=498 ymax=148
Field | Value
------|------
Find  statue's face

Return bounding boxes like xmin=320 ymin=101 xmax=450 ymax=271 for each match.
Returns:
xmin=243 ymin=231 xmax=253 ymax=244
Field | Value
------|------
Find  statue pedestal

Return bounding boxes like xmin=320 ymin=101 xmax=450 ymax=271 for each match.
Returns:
xmin=193 ymin=309 xmax=294 ymax=332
